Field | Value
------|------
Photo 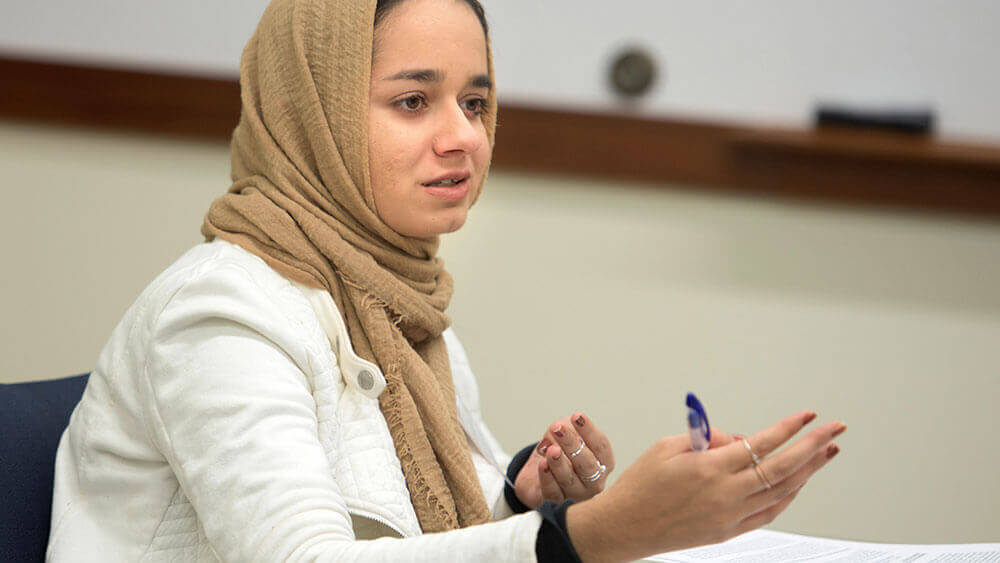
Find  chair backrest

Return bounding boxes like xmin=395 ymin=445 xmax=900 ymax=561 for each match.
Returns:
xmin=0 ymin=374 xmax=90 ymax=562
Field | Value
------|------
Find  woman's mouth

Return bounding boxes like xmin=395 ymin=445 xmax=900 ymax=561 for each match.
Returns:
xmin=422 ymin=177 xmax=470 ymax=202
xmin=424 ymin=178 xmax=462 ymax=187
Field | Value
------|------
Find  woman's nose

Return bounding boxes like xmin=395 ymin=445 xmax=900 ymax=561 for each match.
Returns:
xmin=432 ymin=105 xmax=482 ymax=156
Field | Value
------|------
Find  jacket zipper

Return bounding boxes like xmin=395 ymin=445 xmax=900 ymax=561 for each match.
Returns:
xmin=348 ymin=507 xmax=411 ymax=538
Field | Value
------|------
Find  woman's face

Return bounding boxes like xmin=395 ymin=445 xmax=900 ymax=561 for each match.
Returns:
xmin=368 ymin=0 xmax=492 ymax=239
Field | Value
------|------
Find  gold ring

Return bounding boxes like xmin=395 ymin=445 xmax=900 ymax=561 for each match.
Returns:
xmin=753 ymin=463 xmax=773 ymax=489
xmin=741 ymin=437 xmax=763 ymax=466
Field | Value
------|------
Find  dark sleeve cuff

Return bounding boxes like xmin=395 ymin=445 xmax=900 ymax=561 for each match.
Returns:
xmin=503 ymin=442 xmax=537 ymax=514
xmin=535 ymin=500 xmax=582 ymax=563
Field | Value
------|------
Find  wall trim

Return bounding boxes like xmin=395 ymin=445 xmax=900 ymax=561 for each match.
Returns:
xmin=3 ymin=56 xmax=1000 ymax=218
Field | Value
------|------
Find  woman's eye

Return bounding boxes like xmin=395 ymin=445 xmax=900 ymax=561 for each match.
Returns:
xmin=396 ymin=95 xmax=426 ymax=113
xmin=463 ymin=98 xmax=487 ymax=115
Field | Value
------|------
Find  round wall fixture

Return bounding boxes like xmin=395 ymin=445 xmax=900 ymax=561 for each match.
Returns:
xmin=609 ymin=47 xmax=657 ymax=98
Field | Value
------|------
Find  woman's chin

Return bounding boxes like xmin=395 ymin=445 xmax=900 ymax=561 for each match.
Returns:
xmin=430 ymin=213 xmax=468 ymax=238
xmin=395 ymin=209 xmax=468 ymax=239
xmin=439 ymin=211 xmax=468 ymax=235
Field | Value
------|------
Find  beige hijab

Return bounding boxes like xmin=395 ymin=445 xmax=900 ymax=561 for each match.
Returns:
xmin=201 ymin=0 xmax=497 ymax=532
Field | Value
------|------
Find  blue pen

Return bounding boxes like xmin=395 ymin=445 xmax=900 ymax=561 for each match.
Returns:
xmin=686 ymin=392 xmax=711 ymax=451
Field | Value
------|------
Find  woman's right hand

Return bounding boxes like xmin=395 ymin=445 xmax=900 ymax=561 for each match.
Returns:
xmin=565 ymin=411 xmax=846 ymax=563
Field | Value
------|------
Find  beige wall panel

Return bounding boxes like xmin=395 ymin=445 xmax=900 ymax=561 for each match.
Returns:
xmin=2 ymin=120 xmax=998 ymax=544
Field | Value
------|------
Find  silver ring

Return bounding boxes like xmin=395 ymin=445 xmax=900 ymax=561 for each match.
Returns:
xmin=741 ymin=438 xmax=763 ymax=466
xmin=569 ymin=440 xmax=586 ymax=459
xmin=583 ymin=463 xmax=606 ymax=482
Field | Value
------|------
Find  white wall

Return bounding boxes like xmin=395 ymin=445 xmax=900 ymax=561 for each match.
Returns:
xmin=3 ymin=120 xmax=999 ymax=544
xmin=2 ymin=1 xmax=1000 ymax=140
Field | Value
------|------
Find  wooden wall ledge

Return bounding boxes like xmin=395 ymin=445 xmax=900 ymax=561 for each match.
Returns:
xmin=730 ymin=128 xmax=1000 ymax=172
xmin=3 ymin=56 xmax=1000 ymax=218
xmin=727 ymin=128 xmax=1000 ymax=216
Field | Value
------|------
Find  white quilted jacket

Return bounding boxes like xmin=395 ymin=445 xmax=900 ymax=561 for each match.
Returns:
xmin=46 ymin=240 xmax=544 ymax=562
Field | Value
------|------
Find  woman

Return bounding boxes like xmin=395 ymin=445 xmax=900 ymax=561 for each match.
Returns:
xmin=47 ymin=0 xmax=845 ymax=561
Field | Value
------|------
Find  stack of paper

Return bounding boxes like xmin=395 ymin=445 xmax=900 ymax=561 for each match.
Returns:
xmin=645 ymin=529 xmax=999 ymax=562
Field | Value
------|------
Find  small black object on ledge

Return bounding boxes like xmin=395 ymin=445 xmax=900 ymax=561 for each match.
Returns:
xmin=815 ymin=103 xmax=935 ymax=135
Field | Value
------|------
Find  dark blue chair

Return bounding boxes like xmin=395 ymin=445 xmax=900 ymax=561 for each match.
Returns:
xmin=1 ymin=374 xmax=90 ymax=562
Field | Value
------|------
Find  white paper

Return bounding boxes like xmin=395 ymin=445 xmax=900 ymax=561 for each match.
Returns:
xmin=644 ymin=529 xmax=1000 ymax=562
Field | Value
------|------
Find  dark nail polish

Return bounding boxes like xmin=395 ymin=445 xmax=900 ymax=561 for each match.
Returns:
xmin=542 ymin=465 xmax=550 ymax=473
xmin=537 ymin=440 xmax=551 ymax=455
xmin=832 ymin=424 xmax=847 ymax=437
xmin=574 ymin=415 xmax=586 ymax=427
xmin=804 ymin=412 xmax=817 ymax=425
xmin=553 ymin=425 xmax=564 ymax=438
xmin=827 ymin=444 xmax=840 ymax=458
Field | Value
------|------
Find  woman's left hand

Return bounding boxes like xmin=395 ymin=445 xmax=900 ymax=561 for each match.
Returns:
xmin=514 ymin=412 xmax=616 ymax=508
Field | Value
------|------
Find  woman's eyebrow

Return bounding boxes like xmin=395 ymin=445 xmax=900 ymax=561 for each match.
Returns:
xmin=384 ymin=68 xmax=492 ymax=91
xmin=469 ymin=74 xmax=492 ymax=91
xmin=385 ymin=68 xmax=442 ymax=82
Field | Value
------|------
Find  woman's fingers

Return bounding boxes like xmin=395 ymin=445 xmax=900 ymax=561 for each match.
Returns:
xmin=715 ymin=410 xmax=818 ymax=471
xmin=551 ymin=420 xmax=609 ymax=490
xmin=708 ymin=427 xmax=736 ymax=449
xmin=565 ymin=440 xmax=607 ymax=492
xmin=537 ymin=458 xmax=565 ymax=503
xmin=548 ymin=416 xmax=611 ymax=491
xmin=741 ymin=421 xmax=845 ymax=495
xmin=545 ymin=444 xmax=580 ymax=494
xmin=530 ymin=412 xmax=614 ymax=503
xmin=742 ymin=441 xmax=839 ymax=516
xmin=571 ymin=413 xmax=615 ymax=472
xmin=735 ymin=484 xmax=803 ymax=536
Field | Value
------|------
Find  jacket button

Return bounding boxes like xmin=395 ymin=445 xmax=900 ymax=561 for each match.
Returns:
xmin=357 ymin=370 xmax=375 ymax=391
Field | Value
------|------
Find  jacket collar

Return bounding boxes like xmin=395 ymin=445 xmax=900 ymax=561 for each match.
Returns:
xmin=292 ymin=282 xmax=387 ymax=400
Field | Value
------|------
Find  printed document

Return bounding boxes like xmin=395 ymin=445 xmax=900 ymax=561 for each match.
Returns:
xmin=644 ymin=529 xmax=1000 ymax=562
